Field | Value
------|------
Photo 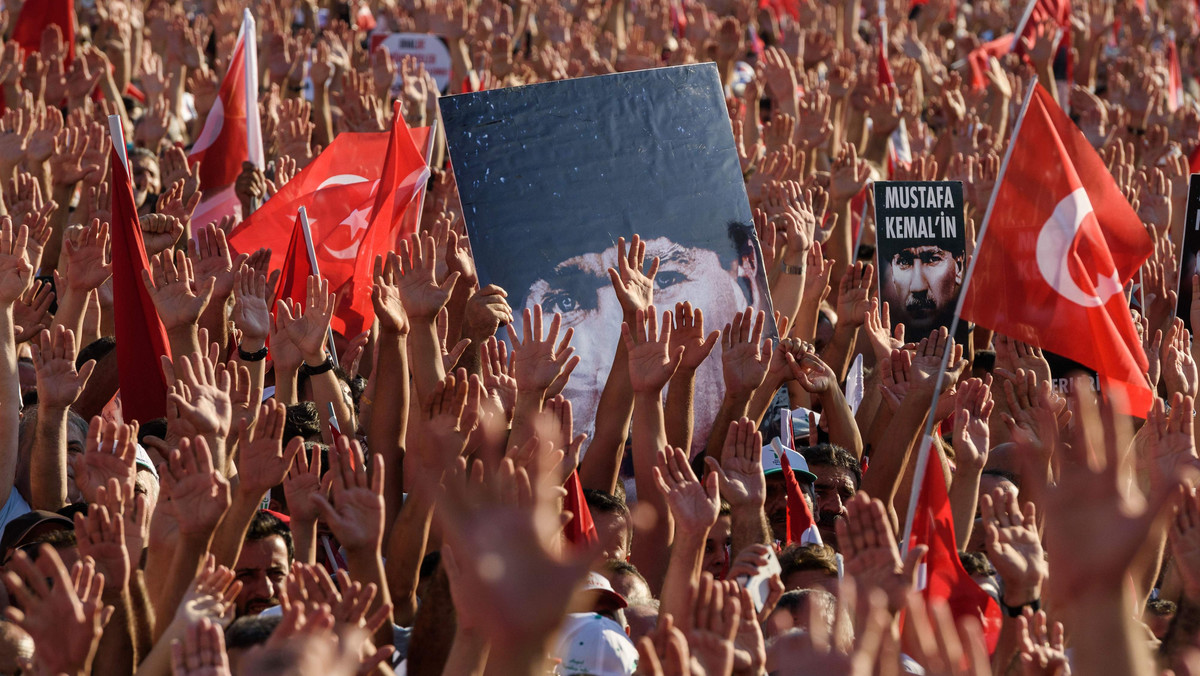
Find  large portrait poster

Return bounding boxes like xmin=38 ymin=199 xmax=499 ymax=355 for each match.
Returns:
xmin=439 ymin=64 xmax=774 ymax=452
xmin=1175 ymin=174 xmax=1200 ymax=329
xmin=873 ymin=181 xmax=966 ymax=338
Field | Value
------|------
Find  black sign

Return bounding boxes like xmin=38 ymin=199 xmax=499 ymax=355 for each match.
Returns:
xmin=873 ymin=181 xmax=966 ymax=339
xmin=1176 ymin=174 xmax=1200 ymax=330
xmin=439 ymin=64 xmax=775 ymax=452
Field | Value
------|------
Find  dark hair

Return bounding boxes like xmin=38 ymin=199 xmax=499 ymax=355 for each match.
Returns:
xmin=603 ymin=558 xmax=643 ymax=580
xmin=778 ymin=543 xmax=838 ymax=580
xmin=76 ymin=337 xmax=116 ymax=370
xmin=973 ymin=350 xmax=996 ymax=373
xmin=774 ymin=589 xmax=805 ymax=613
xmin=284 ymin=402 xmax=322 ymax=442
xmin=224 ymin=615 xmax=283 ymax=651
xmin=1146 ymin=599 xmax=1177 ymax=616
xmin=959 ymin=551 xmax=995 ymax=578
xmin=799 ymin=443 xmax=862 ymax=489
xmin=26 ymin=528 xmax=78 ymax=560
xmin=419 ymin=551 xmax=442 ymax=582
xmin=246 ymin=511 xmax=294 ymax=564
xmin=583 ymin=489 xmax=630 ymax=519
xmin=981 ymin=469 xmax=1020 ymax=490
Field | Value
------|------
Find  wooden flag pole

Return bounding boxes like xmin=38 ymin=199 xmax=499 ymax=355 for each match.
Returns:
xmin=898 ymin=78 xmax=1039 ymax=551
xmin=297 ymin=206 xmax=340 ymax=369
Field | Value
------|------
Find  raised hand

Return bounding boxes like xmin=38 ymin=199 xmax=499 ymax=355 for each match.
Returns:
xmin=170 ymin=618 xmax=233 ymax=676
xmin=654 ymin=445 xmax=720 ymax=536
xmin=62 ymin=219 xmax=112 ymax=293
xmin=622 ymin=306 xmax=684 ymax=394
xmin=829 ymin=142 xmax=871 ymax=205
xmin=190 ymin=224 xmax=247 ymax=303
xmin=721 ymin=309 xmax=772 ymax=399
xmin=862 ymin=299 xmax=904 ymax=365
xmin=396 ymin=232 xmax=459 ymax=321
xmin=173 ymin=555 xmax=242 ymax=629
xmin=371 ymin=252 xmax=409 ymax=335
xmin=834 ymin=261 xmax=874 ymax=329
xmin=31 ymin=325 xmax=94 ymax=409
xmin=953 ymin=377 xmax=994 ymax=471
xmin=3 ymin=548 xmax=110 ymax=676
xmin=705 ymin=417 xmax=765 ymax=510
xmin=165 ymin=350 xmax=234 ymax=446
xmin=275 ymin=276 xmax=336 ymax=366
xmin=74 ymin=502 xmax=130 ymax=591
xmin=1016 ymin=610 xmax=1069 ymax=676
xmin=462 ymin=284 xmax=512 ymax=343
xmin=908 ymin=327 xmax=965 ymax=395
xmin=160 ymin=436 xmax=231 ymax=538
xmin=413 ymin=368 xmax=484 ymax=476
xmin=71 ymin=416 xmax=138 ymax=505
xmin=983 ymin=486 xmax=1047 ymax=608
xmin=608 ymin=234 xmax=659 ymax=321
xmin=507 ymin=304 xmax=578 ymax=395
xmin=231 ymin=262 xmax=279 ymax=348
xmin=1163 ymin=318 xmax=1198 ymax=398
xmin=139 ymin=213 xmax=185 ymax=258
xmin=282 ymin=440 xmax=321 ymax=526
xmin=142 ymin=249 xmax=214 ymax=331
xmin=0 ymin=218 xmax=33 ymax=304
xmin=686 ymin=575 xmax=741 ymax=676
xmin=671 ymin=302 xmax=720 ymax=371
xmin=837 ymin=493 xmax=925 ymax=614
xmin=234 ymin=401 xmax=300 ymax=499
xmin=311 ymin=436 xmax=385 ymax=554
xmin=789 ymin=351 xmax=838 ymax=395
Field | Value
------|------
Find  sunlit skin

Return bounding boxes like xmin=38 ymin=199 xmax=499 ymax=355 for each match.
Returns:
xmin=808 ymin=464 xmax=855 ymax=551
xmin=234 ymin=535 xmax=290 ymax=617
xmin=882 ymin=245 xmax=963 ymax=336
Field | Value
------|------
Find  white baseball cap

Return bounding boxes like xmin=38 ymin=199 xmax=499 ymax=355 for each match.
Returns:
xmin=553 ymin=613 xmax=638 ymax=676
xmin=762 ymin=438 xmax=818 ymax=484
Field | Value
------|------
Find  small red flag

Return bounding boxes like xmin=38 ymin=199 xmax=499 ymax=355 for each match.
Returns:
xmin=12 ymin=0 xmax=75 ymax=66
xmin=109 ymin=146 xmax=171 ymax=423
xmin=273 ymin=211 xmax=315 ymax=311
xmin=961 ymin=85 xmax=1153 ymax=416
xmin=563 ymin=471 xmax=598 ymax=546
xmin=779 ymin=449 xmax=822 ymax=546
xmin=907 ymin=442 xmax=1002 ymax=651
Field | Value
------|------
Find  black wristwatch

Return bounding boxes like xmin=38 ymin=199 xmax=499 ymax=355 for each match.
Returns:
xmin=1001 ymin=597 xmax=1040 ymax=618
xmin=301 ymin=355 xmax=335 ymax=375
xmin=238 ymin=344 xmax=269 ymax=362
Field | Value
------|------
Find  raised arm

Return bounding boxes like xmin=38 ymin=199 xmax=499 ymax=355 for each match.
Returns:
xmin=0 ymin=218 xmax=34 ymax=510
xmin=29 ymin=326 xmax=95 ymax=510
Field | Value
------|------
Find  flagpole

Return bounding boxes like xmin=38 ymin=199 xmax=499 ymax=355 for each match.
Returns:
xmin=1010 ymin=0 xmax=1040 ymax=51
xmin=413 ymin=118 xmax=439 ymax=227
xmin=899 ymin=78 xmax=1039 ymax=552
xmin=298 ymin=206 xmax=341 ymax=369
xmin=243 ymin=8 xmax=264 ymax=214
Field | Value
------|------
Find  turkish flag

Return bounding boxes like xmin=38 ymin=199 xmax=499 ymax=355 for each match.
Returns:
xmin=563 ymin=471 xmax=599 ymax=547
xmin=962 ymin=85 xmax=1152 ymax=415
xmin=274 ymin=211 xmax=316 ymax=310
xmin=109 ymin=146 xmax=171 ymax=423
xmin=779 ymin=450 xmax=822 ymax=546
xmin=188 ymin=13 xmax=262 ymax=225
xmin=907 ymin=440 xmax=1002 ymax=652
xmin=12 ymin=0 xmax=75 ymax=66
xmin=339 ymin=104 xmax=431 ymax=337
xmin=228 ymin=126 xmax=429 ymax=338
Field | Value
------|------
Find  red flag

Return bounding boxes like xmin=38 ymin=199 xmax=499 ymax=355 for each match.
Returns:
xmin=1189 ymin=143 xmax=1200 ymax=174
xmin=961 ymin=84 xmax=1153 ymax=415
xmin=1014 ymin=0 xmax=1073 ymax=82
xmin=273 ymin=211 xmax=315 ymax=310
xmin=1167 ymin=40 xmax=1184 ymax=112
xmin=227 ymin=127 xmax=428 ymax=337
xmin=779 ymin=450 xmax=822 ymax=546
xmin=563 ymin=471 xmax=598 ymax=546
xmin=340 ymin=104 xmax=431 ymax=337
xmin=12 ymin=0 xmax=75 ymax=66
xmin=908 ymin=443 xmax=1002 ymax=651
xmin=758 ymin=0 xmax=800 ymax=20
xmin=967 ymin=35 xmax=1013 ymax=91
xmin=188 ymin=17 xmax=261 ymax=201
xmin=109 ymin=147 xmax=171 ymax=423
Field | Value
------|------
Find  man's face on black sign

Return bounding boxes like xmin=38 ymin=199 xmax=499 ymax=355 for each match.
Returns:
xmin=883 ymin=245 xmax=963 ymax=336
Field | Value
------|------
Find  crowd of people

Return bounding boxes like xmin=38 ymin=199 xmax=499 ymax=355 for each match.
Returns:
xmin=0 ymin=0 xmax=1198 ymax=674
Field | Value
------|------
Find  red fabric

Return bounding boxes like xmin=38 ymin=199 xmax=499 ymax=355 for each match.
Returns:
xmin=563 ymin=471 xmax=599 ymax=546
xmin=778 ymin=450 xmax=819 ymax=545
xmin=910 ymin=0 xmax=957 ymax=19
xmin=12 ymin=0 xmax=75 ymax=66
xmin=1189 ymin=143 xmax=1200 ymax=174
xmin=227 ymin=127 xmax=428 ymax=337
xmin=908 ymin=443 xmax=1002 ymax=652
xmin=1168 ymin=40 xmax=1183 ymax=112
xmin=1015 ymin=0 xmax=1073 ymax=82
xmin=758 ymin=0 xmax=800 ymax=21
xmin=273 ymin=211 xmax=315 ymax=310
xmin=342 ymin=103 xmax=430 ymax=337
xmin=877 ymin=26 xmax=895 ymax=88
xmin=109 ymin=147 xmax=171 ymax=423
xmin=967 ymin=34 xmax=1014 ymax=91
xmin=960 ymin=85 xmax=1153 ymax=416
xmin=189 ymin=31 xmax=249 ymax=193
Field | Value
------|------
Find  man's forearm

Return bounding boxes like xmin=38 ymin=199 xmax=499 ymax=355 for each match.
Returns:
xmin=95 ymin=588 xmax=136 ymax=676
xmin=701 ymin=391 xmax=752 ymax=471
xmin=208 ymin=487 xmax=263 ymax=570
xmin=947 ymin=464 xmax=982 ymax=551
xmin=30 ymin=406 xmax=70 ymax=510
xmin=0 ymin=309 xmax=20 ymax=507
xmin=369 ymin=331 xmax=408 ymax=532
xmin=664 ymin=371 xmax=697 ymax=454
xmin=580 ymin=343 xmax=633 ymax=493
xmin=730 ymin=504 xmax=771 ymax=556
xmin=346 ymin=547 xmax=395 ymax=649
xmin=816 ymin=388 xmax=862 ymax=458
xmin=658 ymin=528 xmax=706 ymax=627
xmin=165 ymin=325 xmax=201 ymax=362
xmin=152 ymin=535 xmax=211 ymax=642
xmin=385 ymin=493 xmax=433 ymax=627
xmin=51 ymin=287 xmax=89 ymax=340
xmin=629 ymin=392 xmax=672 ymax=594
xmin=407 ymin=320 xmax=446 ymax=403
